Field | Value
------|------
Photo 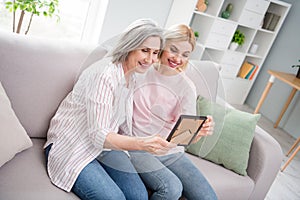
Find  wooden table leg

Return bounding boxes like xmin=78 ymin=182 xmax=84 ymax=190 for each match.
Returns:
xmin=286 ymin=137 xmax=300 ymax=156
xmin=281 ymin=137 xmax=300 ymax=172
xmin=254 ymin=75 xmax=275 ymax=114
xmin=274 ymin=88 xmax=297 ymax=128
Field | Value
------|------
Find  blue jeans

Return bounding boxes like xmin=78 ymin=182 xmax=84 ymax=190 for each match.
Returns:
xmin=45 ymin=145 xmax=148 ymax=200
xmin=130 ymin=151 xmax=218 ymax=200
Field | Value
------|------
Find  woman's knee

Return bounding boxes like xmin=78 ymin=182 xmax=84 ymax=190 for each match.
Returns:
xmin=166 ymin=175 xmax=183 ymax=199
xmin=153 ymin=173 xmax=183 ymax=200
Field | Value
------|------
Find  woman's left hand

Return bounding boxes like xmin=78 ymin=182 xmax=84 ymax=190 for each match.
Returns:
xmin=192 ymin=115 xmax=214 ymax=144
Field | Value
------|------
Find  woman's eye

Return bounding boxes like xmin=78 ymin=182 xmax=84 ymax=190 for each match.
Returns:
xmin=153 ymin=50 xmax=160 ymax=55
xmin=170 ymin=47 xmax=177 ymax=53
xmin=183 ymin=53 xmax=190 ymax=58
xmin=141 ymin=49 xmax=149 ymax=52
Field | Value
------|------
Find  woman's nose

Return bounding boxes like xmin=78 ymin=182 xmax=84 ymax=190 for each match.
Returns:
xmin=145 ymin=53 xmax=155 ymax=63
xmin=173 ymin=54 xmax=182 ymax=63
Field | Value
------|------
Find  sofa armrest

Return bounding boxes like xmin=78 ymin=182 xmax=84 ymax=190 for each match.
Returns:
xmin=247 ymin=126 xmax=283 ymax=200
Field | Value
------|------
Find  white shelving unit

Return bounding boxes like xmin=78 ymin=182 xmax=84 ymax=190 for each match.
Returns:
xmin=166 ymin=0 xmax=291 ymax=104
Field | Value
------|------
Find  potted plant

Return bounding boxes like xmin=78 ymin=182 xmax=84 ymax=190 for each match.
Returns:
xmin=291 ymin=59 xmax=300 ymax=79
xmin=5 ymin=0 xmax=60 ymax=35
xmin=194 ymin=31 xmax=199 ymax=41
xmin=229 ymin=29 xmax=245 ymax=51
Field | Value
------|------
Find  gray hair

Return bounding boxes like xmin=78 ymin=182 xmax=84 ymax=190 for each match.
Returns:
xmin=109 ymin=19 xmax=164 ymax=64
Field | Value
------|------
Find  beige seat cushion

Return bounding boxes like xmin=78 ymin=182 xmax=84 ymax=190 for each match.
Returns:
xmin=0 ymin=139 xmax=80 ymax=200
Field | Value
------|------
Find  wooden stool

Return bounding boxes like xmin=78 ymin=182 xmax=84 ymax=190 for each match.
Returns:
xmin=281 ymin=137 xmax=300 ymax=172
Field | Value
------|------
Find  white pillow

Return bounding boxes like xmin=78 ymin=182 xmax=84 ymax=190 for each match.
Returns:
xmin=0 ymin=82 xmax=32 ymax=167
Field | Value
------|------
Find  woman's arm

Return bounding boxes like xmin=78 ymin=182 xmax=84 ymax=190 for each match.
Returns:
xmin=104 ymin=133 xmax=176 ymax=155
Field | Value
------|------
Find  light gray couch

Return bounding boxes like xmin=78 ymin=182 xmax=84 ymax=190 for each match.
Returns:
xmin=0 ymin=30 xmax=283 ymax=200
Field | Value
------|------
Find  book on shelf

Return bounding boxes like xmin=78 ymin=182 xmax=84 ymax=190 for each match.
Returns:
xmin=238 ymin=61 xmax=258 ymax=80
xmin=249 ymin=65 xmax=258 ymax=80
xmin=245 ymin=65 xmax=256 ymax=79
xmin=262 ymin=12 xmax=281 ymax=31
xmin=262 ymin=12 xmax=274 ymax=29
xmin=238 ymin=61 xmax=254 ymax=78
xmin=268 ymin=14 xmax=280 ymax=31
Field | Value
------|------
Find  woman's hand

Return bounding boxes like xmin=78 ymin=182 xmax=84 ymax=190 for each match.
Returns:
xmin=192 ymin=115 xmax=214 ymax=144
xmin=137 ymin=135 xmax=177 ymax=155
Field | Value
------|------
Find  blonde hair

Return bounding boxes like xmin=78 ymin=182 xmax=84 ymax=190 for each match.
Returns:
xmin=163 ymin=24 xmax=196 ymax=51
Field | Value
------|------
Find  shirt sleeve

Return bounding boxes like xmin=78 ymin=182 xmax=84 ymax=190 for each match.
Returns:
xmin=85 ymin=72 xmax=114 ymax=149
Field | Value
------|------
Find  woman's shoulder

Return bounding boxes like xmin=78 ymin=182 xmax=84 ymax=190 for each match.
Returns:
xmin=78 ymin=58 xmax=121 ymax=84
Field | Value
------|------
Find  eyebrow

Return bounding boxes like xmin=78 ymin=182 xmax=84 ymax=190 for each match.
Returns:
xmin=170 ymin=45 xmax=178 ymax=51
xmin=139 ymin=46 xmax=161 ymax=51
xmin=170 ymin=44 xmax=191 ymax=54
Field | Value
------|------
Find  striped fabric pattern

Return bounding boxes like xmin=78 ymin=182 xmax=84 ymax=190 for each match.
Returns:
xmin=44 ymin=58 xmax=133 ymax=192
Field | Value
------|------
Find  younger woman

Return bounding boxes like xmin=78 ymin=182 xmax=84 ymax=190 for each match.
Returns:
xmin=130 ymin=24 xmax=218 ymax=200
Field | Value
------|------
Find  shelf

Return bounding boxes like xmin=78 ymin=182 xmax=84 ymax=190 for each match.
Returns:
xmin=246 ymin=53 xmax=263 ymax=59
xmin=193 ymin=10 xmax=214 ymax=18
xmin=187 ymin=0 xmax=291 ymax=104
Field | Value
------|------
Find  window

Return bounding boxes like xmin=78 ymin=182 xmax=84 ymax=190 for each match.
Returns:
xmin=0 ymin=0 xmax=91 ymax=42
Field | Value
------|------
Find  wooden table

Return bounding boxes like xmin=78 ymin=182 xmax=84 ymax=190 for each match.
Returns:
xmin=254 ymin=70 xmax=300 ymax=128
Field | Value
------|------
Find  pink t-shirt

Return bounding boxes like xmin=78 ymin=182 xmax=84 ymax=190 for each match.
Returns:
xmin=132 ymin=66 xmax=197 ymax=139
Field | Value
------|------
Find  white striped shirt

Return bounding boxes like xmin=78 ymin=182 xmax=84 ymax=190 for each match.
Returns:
xmin=44 ymin=58 xmax=134 ymax=192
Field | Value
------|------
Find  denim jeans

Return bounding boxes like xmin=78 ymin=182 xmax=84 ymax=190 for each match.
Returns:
xmin=45 ymin=145 xmax=148 ymax=200
xmin=130 ymin=151 xmax=218 ymax=200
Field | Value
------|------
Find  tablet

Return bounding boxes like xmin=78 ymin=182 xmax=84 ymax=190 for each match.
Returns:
xmin=166 ymin=115 xmax=207 ymax=146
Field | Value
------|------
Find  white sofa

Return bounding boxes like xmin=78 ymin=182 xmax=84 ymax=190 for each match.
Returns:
xmin=0 ymin=31 xmax=283 ymax=200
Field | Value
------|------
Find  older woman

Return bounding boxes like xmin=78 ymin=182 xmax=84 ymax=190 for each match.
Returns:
xmin=44 ymin=19 xmax=175 ymax=200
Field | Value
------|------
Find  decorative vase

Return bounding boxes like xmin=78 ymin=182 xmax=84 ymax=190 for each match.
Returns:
xmin=221 ymin=3 xmax=233 ymax=19
xmin=196 ymin=0 xmax=207 ymax=12
xmin=249 ymin=44 xmax=259 ymax=54
xmin=221 ymin=10 xmax=230 ymax=19
xmin=297 ymin=67 xmax=300 ymax=79
xmin=229 ymin=42 xmax=239 ymax=51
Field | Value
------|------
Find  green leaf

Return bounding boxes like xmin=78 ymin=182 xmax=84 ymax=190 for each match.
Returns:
xmin=4 ymin=0 xmax=60 ymax=34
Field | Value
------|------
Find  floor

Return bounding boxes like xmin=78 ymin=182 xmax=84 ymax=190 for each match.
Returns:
xmin=233 ymin=104 xmax=300 ymax=200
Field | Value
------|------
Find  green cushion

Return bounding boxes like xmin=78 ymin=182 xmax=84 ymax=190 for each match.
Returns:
xmin=186 ymin=96 xmax=260 ymax=175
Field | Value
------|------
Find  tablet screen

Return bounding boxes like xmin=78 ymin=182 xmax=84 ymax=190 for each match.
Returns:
xmin=166 ymin=115 xmax=207 ymax=146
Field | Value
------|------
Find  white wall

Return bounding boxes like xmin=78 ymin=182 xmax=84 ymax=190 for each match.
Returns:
xmin=246 ymin=0 xmax=300 ymax=139
xmin=97 ymin=0 xmax=173 ymax=44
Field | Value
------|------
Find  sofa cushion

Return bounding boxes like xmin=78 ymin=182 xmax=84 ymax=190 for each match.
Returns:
xmin=0 ymin=82 xmax=32 ymax=167
xmin=0 ymin=139 xmax=80 ymax=200
xmin=0 ymin=31 xmax=100 ymax=138
xmin=186 ymin=96 xmax=260 ymax=175
xmin=186 ymin=153 xmax=254 ymax=200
